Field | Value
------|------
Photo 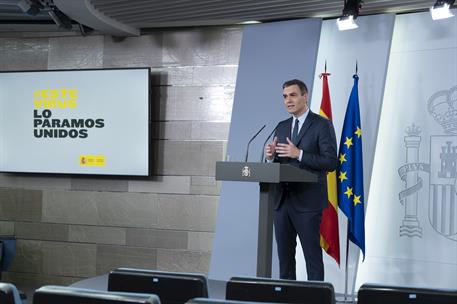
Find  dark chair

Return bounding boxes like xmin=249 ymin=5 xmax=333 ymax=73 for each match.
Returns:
xmin=108 ymin=268 xmax=208 ymax=304
xmin=358 ymin=283 xmax=457 ymax=304
xmin=33 ymin=285 xmax=161 ymax=304
xmin=0 ymin=236 xmax=16 ymax=281
xmin=187 ymin=298 xmax=278 ymax=304
xmin=226 ymin=277 xmax=335 ymax=304
xmin=0 ymin=282 xmax=22 ymax=304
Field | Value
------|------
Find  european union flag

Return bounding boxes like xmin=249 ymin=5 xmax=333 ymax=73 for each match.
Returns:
xmin=337 ymin=74 xmax=365 ymax=258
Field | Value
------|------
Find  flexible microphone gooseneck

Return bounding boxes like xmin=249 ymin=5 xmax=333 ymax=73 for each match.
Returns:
xmin=244 ymin=125 xmax=266 ymax=162
xmin=260 ymin=125 xmax=278 ymax=162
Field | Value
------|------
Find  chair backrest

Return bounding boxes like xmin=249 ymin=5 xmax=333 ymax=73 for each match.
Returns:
xmin=187 ymin=298 xmax=277 ymax=304
xmin=358 ymin=283 xmax=457 ymax=304
xmin=33 ymin=285 xmax=161 ymax=304
xmin=0 ymin=282 xmax=21 ymax=304
xmin=108 ymin=268 xmax=208 ymax=304
xmin=226 ymin=277 xmax=335 ymax=304
xmin=0 ymin=237 xmax=16 ymax=272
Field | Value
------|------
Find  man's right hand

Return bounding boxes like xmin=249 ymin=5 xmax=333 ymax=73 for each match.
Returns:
xmin=265 ymin=136 xmax=278 ymax=161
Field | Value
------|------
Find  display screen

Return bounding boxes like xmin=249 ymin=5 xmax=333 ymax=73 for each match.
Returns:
xmin=0 ymin=68 xmax=150 ymax=176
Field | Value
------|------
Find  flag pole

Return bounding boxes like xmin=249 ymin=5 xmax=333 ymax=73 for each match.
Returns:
xmin=349 ymin=61 xmax=359 ymax=304
xmin=344 ymin=224 xmax=350 ymax=303
xmin=343 ymin=62 xmax=360 ymax=304
xmin=343 ymin=62 xmax=357 ymax=304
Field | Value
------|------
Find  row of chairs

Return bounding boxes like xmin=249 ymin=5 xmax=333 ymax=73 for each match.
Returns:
xmin=108 ymin=268 xmax=336 ymax=303
xmin=107 ymin=268 xmax=457 ymax=304
xmin=1 ymin=267 xmax=457 ymax=303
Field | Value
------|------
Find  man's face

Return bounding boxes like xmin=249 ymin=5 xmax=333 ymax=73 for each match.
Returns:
xmin=283 ymin=84 xmax=308 ymax=117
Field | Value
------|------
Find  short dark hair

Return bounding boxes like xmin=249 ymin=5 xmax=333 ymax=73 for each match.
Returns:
xmin=282 ymin=79 xmax=308 ymax=95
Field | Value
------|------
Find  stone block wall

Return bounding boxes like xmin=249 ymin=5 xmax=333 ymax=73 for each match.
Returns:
xmin=0 ymin=26 xmax=241 ymax=288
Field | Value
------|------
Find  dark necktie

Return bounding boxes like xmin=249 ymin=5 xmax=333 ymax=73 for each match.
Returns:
xmin=292 ymin=118 xmax=299 ymax=144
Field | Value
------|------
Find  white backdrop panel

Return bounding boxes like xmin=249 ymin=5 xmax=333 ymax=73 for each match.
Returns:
xmin=307 ymin=14 xmax=395 ymax=293
xmin=356 ymin=10 xmax=457 ymax=290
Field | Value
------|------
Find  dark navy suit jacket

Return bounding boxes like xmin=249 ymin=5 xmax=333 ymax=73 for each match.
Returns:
xmin=271 ymin=111 xmax=338 ymax=212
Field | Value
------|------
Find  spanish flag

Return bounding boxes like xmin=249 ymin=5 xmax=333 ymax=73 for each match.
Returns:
xmin=319 ymin=71 xmax=340 ymax=265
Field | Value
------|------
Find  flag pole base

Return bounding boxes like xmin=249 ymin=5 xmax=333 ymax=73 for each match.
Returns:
xmin=335 ymin=293 xmax=357 ymax=304
xmin=335 ymin=293 xmax=356 ymax=304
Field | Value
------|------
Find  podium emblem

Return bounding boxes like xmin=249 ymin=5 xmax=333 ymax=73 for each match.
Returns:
xmin=242 ymin=166 xmax=251 ymax=177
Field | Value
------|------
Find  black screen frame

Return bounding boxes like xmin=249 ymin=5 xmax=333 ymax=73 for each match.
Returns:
xmin=0 ymin=67 xmax=152 ymax=178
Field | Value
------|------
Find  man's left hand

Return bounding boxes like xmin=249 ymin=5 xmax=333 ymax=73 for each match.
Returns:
xmin=276 ymin=137 xmax=301 ymax=159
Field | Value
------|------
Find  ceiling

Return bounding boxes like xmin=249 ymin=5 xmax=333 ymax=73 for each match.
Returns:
xmin=0 ymin=0 xmax=443 ymax=36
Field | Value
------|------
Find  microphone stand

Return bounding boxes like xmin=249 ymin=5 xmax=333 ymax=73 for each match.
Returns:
xmin=245 ymin=125 xmax=266 ymax=162
xmin=260 ymin=125 xmax=278 ymax=162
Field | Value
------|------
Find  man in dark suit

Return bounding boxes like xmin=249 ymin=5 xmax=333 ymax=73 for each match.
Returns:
xmin=265 ymin=79 xmax=337 ymax=281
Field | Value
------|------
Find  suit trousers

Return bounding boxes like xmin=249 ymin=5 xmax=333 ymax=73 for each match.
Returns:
xmin=273 ymin=194 xmax=324 ymax=281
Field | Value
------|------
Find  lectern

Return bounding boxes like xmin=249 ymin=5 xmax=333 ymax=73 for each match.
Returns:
xmin=215 ymin=162 xmax=317 ymax=277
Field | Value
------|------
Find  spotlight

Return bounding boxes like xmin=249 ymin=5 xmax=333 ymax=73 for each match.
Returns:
xmin=430 ymin=0 xmax=455 ymax=20
xmin=337 ymin=15 xmax=358 ymax=30
xmin=48 ymin=7 xmax=73 ymax=30
xmin=17 ymin=0 xmax=43 ymax=16
xmin=238 ymin=20 xmax=262 ymax=25
xmin=337 ymin=0 xmax=363 ymax=31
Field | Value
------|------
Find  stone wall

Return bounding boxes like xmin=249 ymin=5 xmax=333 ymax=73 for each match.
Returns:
xmin=0 ymin=27 xmax=241 ymax=288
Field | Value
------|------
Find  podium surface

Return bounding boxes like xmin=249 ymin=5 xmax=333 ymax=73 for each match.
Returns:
xmin=215 ymin=161 xmax=317 ymax=277
xmin=216 ymin=162 xmax=317 ymax=183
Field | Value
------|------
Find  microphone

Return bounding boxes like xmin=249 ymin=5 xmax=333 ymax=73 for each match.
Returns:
xmin=261 ymin=125 xmax=278 ymax=162
xmin=245 ymin=125 xmax=266 ymax=162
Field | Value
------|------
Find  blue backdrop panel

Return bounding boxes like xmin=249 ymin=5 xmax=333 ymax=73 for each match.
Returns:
xmin=209 ymin=19 xmax=322 ymax=281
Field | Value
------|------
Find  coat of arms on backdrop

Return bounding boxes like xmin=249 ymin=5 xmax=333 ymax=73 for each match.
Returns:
xmin=398 ymin=85 xmax=457 ymax=242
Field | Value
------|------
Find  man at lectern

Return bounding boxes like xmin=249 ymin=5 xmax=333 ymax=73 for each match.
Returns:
xmin=264 ymin=79 xmax=337 ymax=281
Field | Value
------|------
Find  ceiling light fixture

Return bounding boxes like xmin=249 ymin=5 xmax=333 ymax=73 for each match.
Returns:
xmin=238 ymin=21 xmax=262 ymax=25
xmin=337 ymin=0 xmax=363 ymax=31
xmin=430 ymin=0 xmax=455 ymax=20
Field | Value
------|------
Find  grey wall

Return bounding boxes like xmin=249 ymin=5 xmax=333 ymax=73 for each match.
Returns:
xmin=0 ymin=27 xmax=241 ymax=288
xmin=210 ymin=19 xmax=322 ymax=281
